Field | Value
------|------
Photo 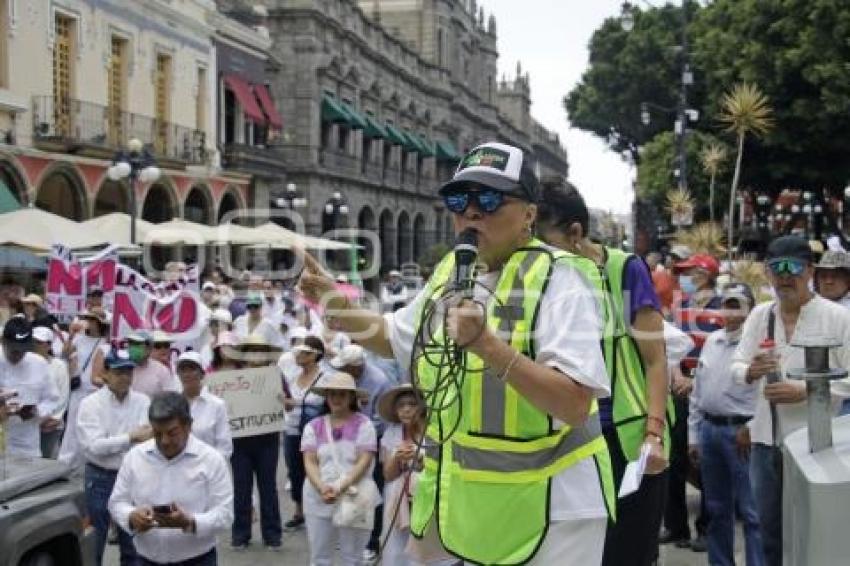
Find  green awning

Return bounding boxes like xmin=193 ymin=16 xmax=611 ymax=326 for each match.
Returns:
xmin=341 ymin=102 xmax=368 ymax=130
xmin=363 ymin=114 xmax=387 ymax=139
xmin=402 ymin=130 xmax=424 ymax=153
xmin=0 ymin=180 xmax=21 ymax=214
xmin=384 ymin=123 xmax=407 ymax=146
xmin=435 ymin=139 xmax=462 ymax=162
xmin=415 ymin=133 xmax=435 ymax=157
xmin=321 ymin=95 xmax=351 ymax=124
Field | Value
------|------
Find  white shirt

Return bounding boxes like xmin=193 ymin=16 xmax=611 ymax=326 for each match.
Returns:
xmin=72 ymin=334 xmax=108 ymax=393
xmin=108 ymin=434 xmax=234 ymax=563
xmin=187 ymin=388 xmax=232 ymax=459
xmin=385 ymin=261 xmax=611 ymax=521
xmin=731 ymin=296 xmax=850 ymax=446
xmin=0 ymin=351 xmax=60 ymax=457
xmin=233 ymin=314 xmax=280 ymax=345
xmin=46 ymin=356 xmax=70 ymax=423
xmin=76 ymin=386 xmax=151 ymax=470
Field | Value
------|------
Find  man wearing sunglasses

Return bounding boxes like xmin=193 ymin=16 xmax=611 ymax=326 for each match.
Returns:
xmin=126 ymin=331 xmax=180 ymax=398
xmin=731 ymin=235 xmax=850 ymax=566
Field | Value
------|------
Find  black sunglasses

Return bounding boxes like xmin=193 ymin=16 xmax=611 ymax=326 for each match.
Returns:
xmin=443 ymin=187 xmax=525 ymax=214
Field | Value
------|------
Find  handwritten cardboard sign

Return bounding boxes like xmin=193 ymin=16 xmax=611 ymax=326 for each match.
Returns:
xmin=206 ymin=367 xmax=285 ymax=438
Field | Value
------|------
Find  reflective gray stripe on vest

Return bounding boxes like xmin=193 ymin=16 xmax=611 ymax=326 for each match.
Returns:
xmin=479 ymin=251 xmax=542 ymax=436
xmin=452 ymin=415 xmax=603 ymax=473
xmin=422 ymin=439 xmax=440 ymax=461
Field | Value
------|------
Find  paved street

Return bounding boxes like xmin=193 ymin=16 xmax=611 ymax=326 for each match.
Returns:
xmin=106 ymin=457 xmax=738 ymax=566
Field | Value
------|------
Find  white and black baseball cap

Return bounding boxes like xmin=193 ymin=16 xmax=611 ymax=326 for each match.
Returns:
xmin=438 ymin=142 xmax=540 ymax=202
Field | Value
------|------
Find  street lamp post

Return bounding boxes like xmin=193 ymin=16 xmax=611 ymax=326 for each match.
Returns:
xmin=625 ymin=1 xmax=695 ymax=193
xmin=274 ymin=182 xmax=308 ymax=230
xmin=107 ymin=138 xmax=161 ymax=245
xmin=323 ymin=192 xmax=358 ymax=283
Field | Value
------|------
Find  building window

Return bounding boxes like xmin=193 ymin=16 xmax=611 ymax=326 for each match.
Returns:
xmin=196 ymin=66 xmax=207 ymax=131
xmin=154 ymin=53 xmax=171 ymax=153
xmin=437 ymin=28 xmax=444 ymax=67
xmin=320 ymin=121 xmax=331 ymax=150
xmin=361 ymin=137 xmax=372 ymax=174
xmin=223 ymin=88 xmax=236 ymax=144
xmin=382 ymin=141 xmax=391 ymax=177
xmin=338 ymin=126 xmax=349 ymax=152
xmin=108 ymin=36 xmax=128 ymax=146
xmin=487 ymin=77 xmax=493 ymax=104
xmin=53 ymin=13 xmax=75 ymax=138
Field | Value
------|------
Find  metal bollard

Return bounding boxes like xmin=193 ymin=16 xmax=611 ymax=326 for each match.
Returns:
xmin=787 ymin=340 xmax=848 ymax=453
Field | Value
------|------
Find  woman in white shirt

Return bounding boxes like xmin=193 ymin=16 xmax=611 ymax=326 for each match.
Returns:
xmin=302 ymin=372 xmax=380 ymax=566
xmin=176 ymin=351 xmax=232 ymax=459
xmin=280 ymin=335 xmax=326 ymax=531
xmin=33 ymin=326 xmax=70 ymax=459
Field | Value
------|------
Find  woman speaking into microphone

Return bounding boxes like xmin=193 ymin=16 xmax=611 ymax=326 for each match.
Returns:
xmin=297 ymin=142 xmax=615 ymax=565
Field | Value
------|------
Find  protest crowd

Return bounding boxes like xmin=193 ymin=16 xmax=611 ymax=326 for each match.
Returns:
xmin=3 ymin=141 xmax=850 ymax=566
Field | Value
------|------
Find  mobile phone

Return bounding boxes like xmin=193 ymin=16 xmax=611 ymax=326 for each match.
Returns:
xmin=152 ymin=504 xmax=172 ymax=515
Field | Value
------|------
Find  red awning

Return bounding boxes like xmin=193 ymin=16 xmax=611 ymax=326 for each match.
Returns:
xmin=224 ymin=74 xmax=266 ymax=124
xmin=253 ymin=85 xmax=283 ymax=130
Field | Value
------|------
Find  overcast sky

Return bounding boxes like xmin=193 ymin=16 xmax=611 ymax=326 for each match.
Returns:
xmin=484 ymin=0 xmax=633 ymax=214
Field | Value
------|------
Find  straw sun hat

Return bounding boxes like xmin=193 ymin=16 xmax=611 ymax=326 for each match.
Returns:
xmin=312 ymin=371 xmax=369 ymax=399
xmin=376 ymin=384 xmax=425 ymax=424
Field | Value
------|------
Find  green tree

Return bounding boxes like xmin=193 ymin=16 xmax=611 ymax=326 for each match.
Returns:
xmin=690 ymin=0 xmax=850 ymax=191
xmin=565 ymin=3 xmax=702 ymax=162
xmin=636 ymin=130 xmax=731 ymax=222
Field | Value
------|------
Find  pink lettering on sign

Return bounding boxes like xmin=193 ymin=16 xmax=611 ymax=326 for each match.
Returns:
xmin=150 ymin=294 xmax=198 ymax=334
xmin=46 ymin=259 xmax=83 ymax=295
xmin=112 ymin=292 xmax=144 ymax=337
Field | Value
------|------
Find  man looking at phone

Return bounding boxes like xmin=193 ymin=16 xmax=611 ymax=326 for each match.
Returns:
xmin=109 ymin=392 xmax=233 ymax=566
xmin=732 ymin=235 xmax=850 ymax=566
xmin=77 ymin=349 xmax=152 ymax=566
xmin=0 ymin=316 xmax=60 ymax=457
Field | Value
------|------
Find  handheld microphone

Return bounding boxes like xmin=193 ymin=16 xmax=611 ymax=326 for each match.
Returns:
xmin=453 ymin=228 xmax=479 ymax=298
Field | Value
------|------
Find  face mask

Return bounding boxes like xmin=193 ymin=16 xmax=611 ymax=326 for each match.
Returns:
xmin=679 ymin=275 xmax=697 ymax=295
xmin=128 ymin=344 xmax=147 ymax=363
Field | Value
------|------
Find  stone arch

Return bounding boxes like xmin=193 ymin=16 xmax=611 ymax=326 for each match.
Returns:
xmin=0 ymin=157 xmax=28 ymax=207
xmin=379 ymin=208 xmax=396 ymax=271
xmin=93 ymin=179 xmax=129 ymax=217
xmin=141 ymin=180 xmax=178 ymax=223
xmin=35 ymin=164 xmax=88 ymax=220
xmin=413 ymin=213 xmax=425 ymax=262
xmin=397 ymin=210 xmax=412 ymax=265
xmin=217 ymin=187 xmax=243 ymax=223
xmin=184 ymin=184 xmax=214 ymax=225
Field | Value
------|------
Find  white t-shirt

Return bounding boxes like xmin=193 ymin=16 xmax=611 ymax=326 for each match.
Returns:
xmin=282 ymin=366 xmax=326 ymax=435
xmin=233 ymin=315 xmax=280 ymax=346
xmin=72 ymin=334 xmax=109 ymax=392
xmin=47 ymin=356 xmax=70 ymax=423
xmin=384 ymin=262 xmax=610 ymax=521
xmin=0 ymin=351 xmax=60 ymax=456
xmin=300 ymin=412 xmax=378 ymax=518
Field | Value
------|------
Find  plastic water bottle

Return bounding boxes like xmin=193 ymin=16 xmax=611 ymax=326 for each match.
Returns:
xmin=759 ymin=338 xmax=781 ymax=384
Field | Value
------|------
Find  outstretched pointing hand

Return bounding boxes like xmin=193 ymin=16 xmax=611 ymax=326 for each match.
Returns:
xmin=294 ymin=246 xmax=340 ymax=306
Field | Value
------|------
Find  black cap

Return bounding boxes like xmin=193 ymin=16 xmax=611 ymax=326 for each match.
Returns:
xmin=438 ymin=142 xmax=540 ymax=202
xmin=766 ymin=235 xmax=813 ymax=263
xmin=2 ymin=316 xmax=33 ymax=351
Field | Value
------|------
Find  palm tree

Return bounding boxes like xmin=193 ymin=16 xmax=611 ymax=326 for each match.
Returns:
xmin=700 ymin=143 xmax=727 ymax=224
xmin=719 ymin=83 xmax=774 ymax=262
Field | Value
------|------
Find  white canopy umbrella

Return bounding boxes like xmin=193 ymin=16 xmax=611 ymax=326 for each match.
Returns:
xmin=79 ymin=212 xmax=156 ymax=247
xmin=147 ymin=219 xmax=220 ymax=246
xmin=0 ymin=207 xmax=112 ymax=251
xmin=254 ymin=222 xmax=354 ymax=250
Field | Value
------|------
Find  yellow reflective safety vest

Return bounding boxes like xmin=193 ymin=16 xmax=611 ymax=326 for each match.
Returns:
xmin=597 ymin=247 xmax=674 ymax=461
xmin=409 ymin=241 xmax=615 ymax=565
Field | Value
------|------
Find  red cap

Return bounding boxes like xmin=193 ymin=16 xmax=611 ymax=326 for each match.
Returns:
xmin=759 ymin=339 xmax=775 ymax=349
xmin=674 ymin=254 xmax=720 ymax=276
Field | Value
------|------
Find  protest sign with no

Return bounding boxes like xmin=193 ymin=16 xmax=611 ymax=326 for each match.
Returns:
xmin=206 ymin=367 xmax=285 ymax=438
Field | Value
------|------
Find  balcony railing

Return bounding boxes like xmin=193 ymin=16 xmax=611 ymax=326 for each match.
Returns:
xmin=32 ymin=96 xmax=205 ymax=164
xmin=319 ymin=149 xmax=359 ymax=176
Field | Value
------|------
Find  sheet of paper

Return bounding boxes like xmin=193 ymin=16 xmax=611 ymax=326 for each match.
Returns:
xmin=618 ymin=442 xmax=653 ymax=498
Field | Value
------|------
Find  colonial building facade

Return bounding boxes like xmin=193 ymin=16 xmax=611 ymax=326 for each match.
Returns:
xmin=234 ymin=0 xmax=568 ymax=271
xmin=0 ymin=0 xmax=262 ymax=230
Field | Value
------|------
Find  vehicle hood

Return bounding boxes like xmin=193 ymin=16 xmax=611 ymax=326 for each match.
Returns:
xmin=0 ymin=455 xmax=71 ymax=503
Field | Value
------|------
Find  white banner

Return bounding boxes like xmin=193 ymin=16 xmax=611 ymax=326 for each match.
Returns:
xmin=206 ymin=367 xmax=286 ymax=438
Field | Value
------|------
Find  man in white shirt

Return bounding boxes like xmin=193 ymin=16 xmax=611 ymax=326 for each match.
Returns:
xmin=0 ymin=317 xmax=60 ymax=458
xmin=379 ymin=270 xmax=408 ymax=313
xmin=109 ymin=392 xmax=233 ymax=566
xmin=77 ymin=349 xmax=153 ymax=566
xmin=32 ymin=326 xmax=69 ymax=459
xmin=731 ymin=236 xmax=850 ymax=566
